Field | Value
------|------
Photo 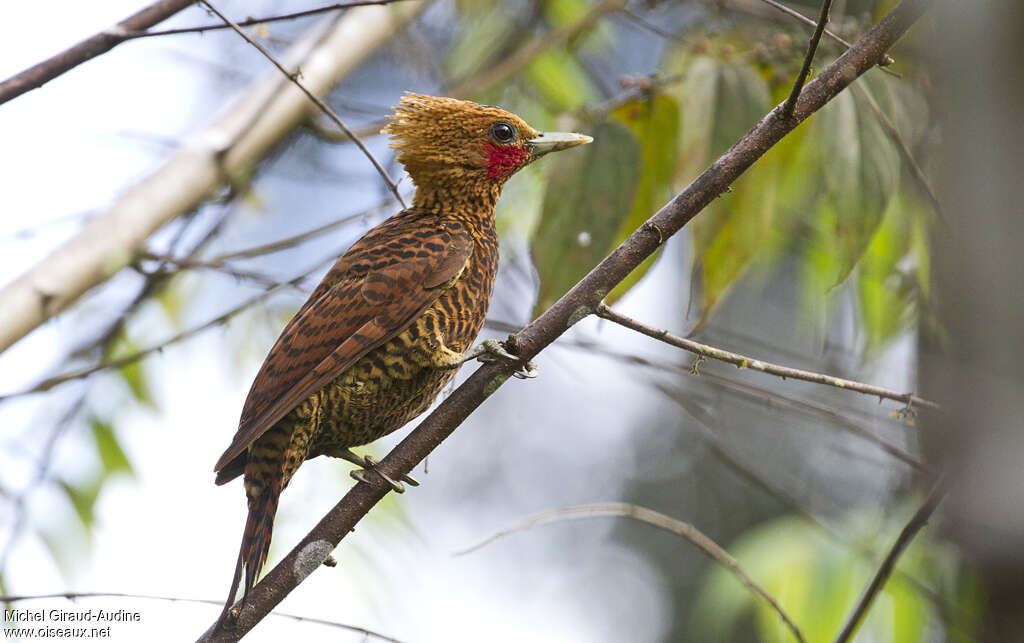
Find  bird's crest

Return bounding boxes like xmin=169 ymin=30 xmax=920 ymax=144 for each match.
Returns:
xmin=383 ymin=92 xmax=538 ymax=189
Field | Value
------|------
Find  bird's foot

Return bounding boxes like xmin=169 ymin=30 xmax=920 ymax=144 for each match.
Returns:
xmin=460 ymin=338 xmax=538 ymax=380
xmin=337 ymin=450 xmax=418 ymax=492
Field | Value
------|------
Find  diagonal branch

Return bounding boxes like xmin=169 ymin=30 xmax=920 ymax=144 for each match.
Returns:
xmin=833 ymin=477 xmax=946 ymax=643
xmin=456 ymin=503 xmax=806 ymax=643
xmin=595 ymin=303 xmax=938 ymax=410
xmin=198 ymin=1 xmax=932 ymax=639
xmin=129 ymin=1 xmax=408 ymax=39
xmin=198 ymin=0 xmax=406 ymax=208
xmin=782 ymin=0 xmax=834 ymax=119
xmin=0 ymin=0 xmax=195 ymax=106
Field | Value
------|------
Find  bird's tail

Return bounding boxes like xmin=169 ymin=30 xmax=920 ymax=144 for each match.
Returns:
xmin=221 ymin=484 xmax=280 ymax=618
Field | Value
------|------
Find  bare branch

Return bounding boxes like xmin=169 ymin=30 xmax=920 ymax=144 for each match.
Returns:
xmin=0 ymin=592 xmax=402 ymax=642
xmin=198 ymin=0 xmax=406 ymax=208
xmin=782 ymin=0 xmax=834 ymax=119
xmin=129 ymin=1 xmax=408 ymax=39
xmin=833 ymin=478 xmax=946 ymax=643
xmin=0 ymin=2 xmax=424 ymax=356
xmin=0 ymin=0 xmax=195 ymax=106
xmin=198 ymin=2 xmax=933 ymax=639
xmin=457 ymin=503 xmax=806 ymax=643
xmin=596 ymin=303 xmax=938 ymax=410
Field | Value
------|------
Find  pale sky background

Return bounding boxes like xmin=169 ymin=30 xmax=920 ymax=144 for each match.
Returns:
xmin=0 ymin=2 xmax=918 ymax=642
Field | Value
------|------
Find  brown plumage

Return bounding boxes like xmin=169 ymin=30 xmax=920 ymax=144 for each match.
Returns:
xmin=213 ymin=92 xmax=591 ymax=608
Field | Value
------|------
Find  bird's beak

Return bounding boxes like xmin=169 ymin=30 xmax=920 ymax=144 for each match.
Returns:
xmin=527 ymin=132 xmax=593 ymax=157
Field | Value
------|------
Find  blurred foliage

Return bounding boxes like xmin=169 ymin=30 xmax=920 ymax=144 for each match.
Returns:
xmin=452 ymin=1 xmax=935 ymax=353
xmin=532 ymin=120 xmax=642 ymax=314
xmin=690 ymin=506 xmax=981 ymax=642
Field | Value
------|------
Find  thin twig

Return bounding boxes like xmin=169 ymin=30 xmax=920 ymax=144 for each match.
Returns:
xmin=851 ymin=82 xmax=943 ymax=220
xmin=457 ymin=503 xmax=806 ymax=643
xmin=0 ymin=0 xmax=194 ymax=106
xmin=0 ymin=592 xmax=403 ymax=642
xmin=139 ymin=252 xmax=294 ymax=289
xmin=128 ymin=1 xmax=407 ymax=39
xmin=617 ymin=9 xmax=688 ymax=42
xmin=755 ymin=0 xmax=897 ymax=72
xmin=213 ymin=202 xmax=391 ymax=261
xmin=198 ymin=0 xmax=406 ymax=208
xmin=782 ymin=0 xmax=834 ymax=119
xmin=596 ymin=303 xmax=938 ymax=410
xmin=488 ymin=320 xmax=926 ymax=470
xmin=833 ymin=477 xmax=946 ymax=643
xmin=0 ymin=261 xmax=331 ymax=402
xmin=198 ymin=3 xmax=933 ymax=638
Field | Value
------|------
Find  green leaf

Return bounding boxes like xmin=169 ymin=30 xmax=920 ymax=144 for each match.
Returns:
xmin=445 ymin=4 xmax=517 ymax=82
xmin=605 ymin=94 xmax=681 ymax=303
xmin=531 ymin=120 xmax=642 ymax=316
xmin=108 ymin=335 xmax=155 ymax=408
xmin=90 ymin=417 xmax=134 ymax=478
xmin=710 ymin=61 xmax=771 ymax=158
xmin=855 ymin=191 xmax=928 ymax=352
xmin=118 ymin=360 xmax=153 ymax=407
xmin=692 ymin=507 xmax=972 ymax=643
xmin=817 ymin=89 xmax=901 ymax=286
xmin=523 ymin=49 xmax=596 ymax=112
xmin=58 ymin=478 xmax=102 ymax=530
xmin=36 ymin=526 xmax=75 ymax=578
xmin=665 ymin=54 xmax=781 ymax=326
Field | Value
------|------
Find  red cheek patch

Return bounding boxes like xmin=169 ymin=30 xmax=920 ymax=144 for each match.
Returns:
xmin=484 ymin=143 xmax=531 ymax=179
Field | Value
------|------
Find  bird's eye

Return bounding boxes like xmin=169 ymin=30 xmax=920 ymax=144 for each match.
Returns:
xmin=489 ymin=121 xmax=517 ymax=144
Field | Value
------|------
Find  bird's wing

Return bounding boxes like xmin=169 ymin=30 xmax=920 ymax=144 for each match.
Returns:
xmin=213 ymin=218 xmax=473 ymax=476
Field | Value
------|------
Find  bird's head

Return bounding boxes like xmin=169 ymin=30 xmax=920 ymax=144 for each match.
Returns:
xmin=384 ymin=92 xmax=591 ymax=200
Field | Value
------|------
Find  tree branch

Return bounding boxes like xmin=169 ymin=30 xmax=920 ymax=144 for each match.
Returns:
xmin=782 ymin=0 xmax=834 ymax=119
xmin=0 ymin=1 xmax=425 ymax=356
xmin=596 ymin=303 xmax=938 ymax=410
xmin=198 ymin=1 xmax=932 ymax=639
xmin=457 ymin=503 xmax=806 ymax=643
xmin=0 ymin=0 xmax=196 ymax=106
xmin=128 ymin=1 xmax=408 ymax=39
xmin=833 ymin=477 xmax=946 ymax=643
xmin=198 ymin=0 xmax=406 ymax=208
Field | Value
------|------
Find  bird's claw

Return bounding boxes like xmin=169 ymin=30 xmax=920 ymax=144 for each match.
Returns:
xmin=471 ymin=338 xmax=517 ymax=363
xmin=467 ymin=338 xmax=539 ymax=379
xmin=511 ymin=360 xmax=538 ymax=379
xmin=350 ymin=467 xmax=405 ymax=493
xmin=348 ymin=454 xmax=418 ymax=493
